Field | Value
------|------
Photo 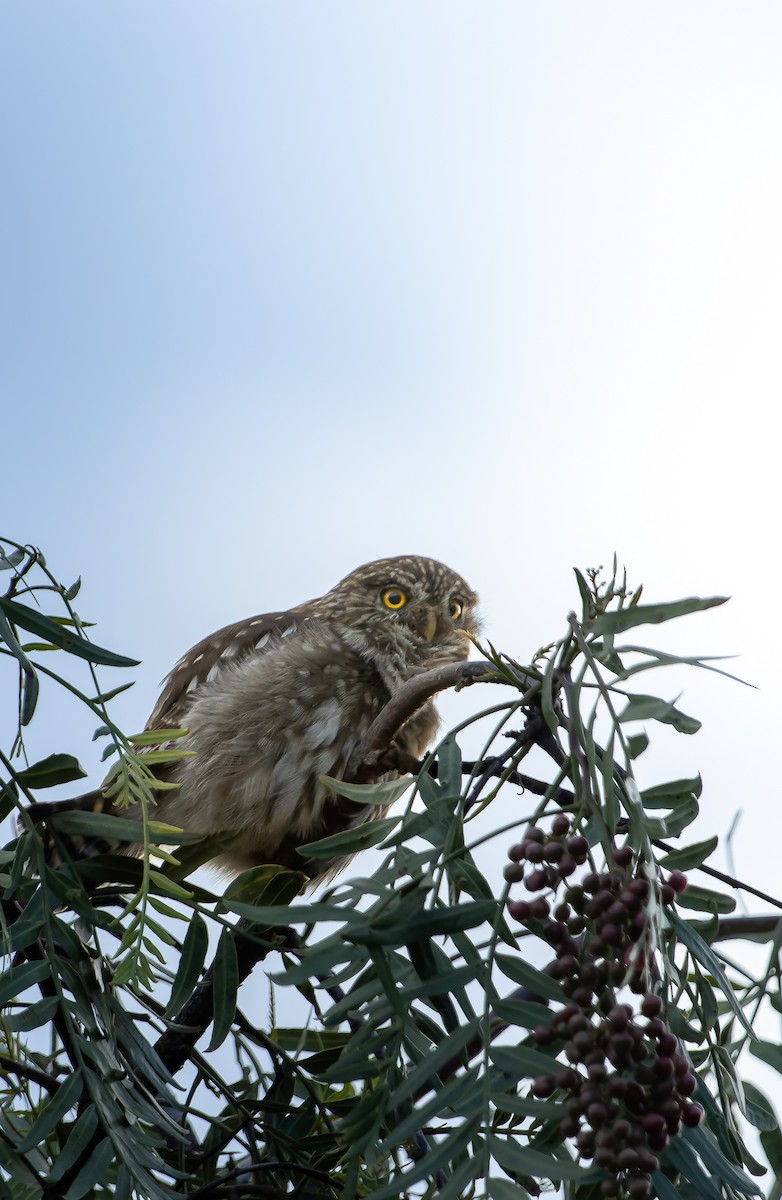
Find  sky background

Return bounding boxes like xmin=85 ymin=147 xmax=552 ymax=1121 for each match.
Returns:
xmin=2 ymin=0 xmax=782 ymax=1118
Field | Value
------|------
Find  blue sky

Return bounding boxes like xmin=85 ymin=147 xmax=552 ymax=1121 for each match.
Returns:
xmin=2 ymin=3 xmax=781 ymax=989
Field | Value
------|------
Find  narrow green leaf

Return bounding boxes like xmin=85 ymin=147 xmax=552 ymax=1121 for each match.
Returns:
xmin=489 ymin=1043 xmax=559 ymax=1080
xmin=64 ymin=1138 xmax=118 ymax=1200
xmin=345 ymin=901 xmax=496 ymax=946
xmin=388 ymin=1019 xmax=480 ymax=1107
xmin=742 ymin=1081 xmax=779 ymax=1133
xmin=668 ymin=911 xmax=754 ymax=1039
xmin=223 ymin=864 xmax=306 ymax=908
xmin=45 ymin=1105 xmax=99 ymax=1183
xmin=319 ymin=775 xmax=412 ymax=806
xmin=488 ymin=1133 xmax=589 ymax=1181
xmin=494 ymin=953 xmax=566 ymax=1003
xmin=299 ymin=815 xmax=401 ymax=858
xmin=592 ymin=595 xmax=728 ymax=634
xmin=491 ymin=1093 xmax=561 ymax=1118
xmin=0 ymin=605 xmax=39 ymax=724
xmin=165 ymin=914 xmax=208 ymax=1017
xmin=0 ymin=597 xmax=140 ymax=667
xmin=491 ymin=996 xmax=553 ymax=1030
xmin=675 ymin=884 xmax=735 ymax=914
xmin=207 ymin=929 xmax=239 ymax=1050
xmin=489 ymin=1178 xmax=534 ymax=1200
xmin=627 ymin=731 xmax=649 ymax=760
xmin=683 ymin=1123 xmax=762 ymax=1195
xmin=659 ymin=836 xmax=718 ymax=870
xmin=0 ymin=547 xmax=26 ymax=570
xmin=16 ymin=1070 xmax=83 ymax=1152
xmin=642 ymin=775 xmax=703 ymax=805
xmin=16 ymin=754 xmax=87 ymax=790
xmin=749 ymin=1038 xmax=782 ymax=1076
xmin=5 ymin=995 xmax=60 ymax=1031
xmin=619 ymin=693 xmax=701 ymax=734
xmin=0 ymin=960 xmax=50 ymax=1006
xmin=364 ymin=1112 xmax=482 ymax=1200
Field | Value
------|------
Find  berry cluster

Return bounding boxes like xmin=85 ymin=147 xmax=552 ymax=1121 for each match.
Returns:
xmin=504 ymin=816 xmax=701 ymax=1198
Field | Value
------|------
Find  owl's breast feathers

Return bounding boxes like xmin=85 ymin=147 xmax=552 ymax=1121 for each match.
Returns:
xmin=140 ymin=616 xmax=443 ymax=876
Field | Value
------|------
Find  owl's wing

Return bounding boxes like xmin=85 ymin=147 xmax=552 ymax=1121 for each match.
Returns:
xmin=145 ymin=602 xmax=314 ymax=731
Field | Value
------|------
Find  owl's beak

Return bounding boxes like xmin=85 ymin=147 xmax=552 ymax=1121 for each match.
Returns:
xmin=421 ymin=612 xmax=438 ymax=643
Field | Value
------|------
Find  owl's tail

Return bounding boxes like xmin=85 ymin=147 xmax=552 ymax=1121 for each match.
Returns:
xmin=17 ymin=790 xmax=127 ymax=868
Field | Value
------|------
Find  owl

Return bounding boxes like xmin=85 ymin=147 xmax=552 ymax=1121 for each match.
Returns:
xmin=47 ymin=556 xmax=479 ymax=881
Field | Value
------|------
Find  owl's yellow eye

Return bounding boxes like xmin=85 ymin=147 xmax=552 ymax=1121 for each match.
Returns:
xmin=449 ymin=598 xmax=463 ymax=621
xmin=382 ymin=587 xmax=407 ymax=610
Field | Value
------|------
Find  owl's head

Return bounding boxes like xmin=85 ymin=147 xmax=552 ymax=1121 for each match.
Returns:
xmin=323 ymin=555 xmax=480 ymax=675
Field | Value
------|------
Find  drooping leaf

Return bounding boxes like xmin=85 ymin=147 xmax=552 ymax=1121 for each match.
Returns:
xmin=675 ymin=883 xmax=735 ymax=914
xmin=207 ymin=928 xmax=239 ymax=1050
xmin=494 ymin=953 xmax=566 ymax=1003
xmin=299 ymin=815 xmax=401 ymax=858
xmin=0 ymin=596 xmax=139 ymax=667
xmin=488 ymin=1133 xmax=589 ymax=1181
xmin=165 ymin=913 xmax=209 ymax=1017
xmin=659 ymin=836 xmax=718 ymax=870
xmin=619 ymin=693 xmax=701 ymax=734
xmin=16 ymin=1070 xmax=84 ymax=1152
xmin=319 ymin=774 xmax=413 ymax=806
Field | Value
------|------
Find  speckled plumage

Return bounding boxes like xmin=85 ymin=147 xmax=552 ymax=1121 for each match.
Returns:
xmin=107 ymin=556 xmax=478 ymax=880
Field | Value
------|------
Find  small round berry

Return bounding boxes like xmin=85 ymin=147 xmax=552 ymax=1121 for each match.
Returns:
xmin=503 ymin=862 xmax=525 ymax=883
xmin=682 ymin=1102 xmax=704 ymax=1128
xmin=667 ymin=870 xmax=688 ymax=894
xmin=552 ymin=813 xmax=571 ymax=836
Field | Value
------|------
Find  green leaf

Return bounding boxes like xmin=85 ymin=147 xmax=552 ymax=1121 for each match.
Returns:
xmin=488 ymin=1134 xmax=589 ymax=1181
xmin=319 ymin=775 xmax=412 ymax=806
xmin=223 ymin=864 xmax=306 ymax=908
xmin=0 ymin=605 xmax=39 ymax=724
xmin=619 ymin=693 xmax=701 ymax=734
xmin=592 ymin=595 xmax=728 ymax=634
xmin=491 ymin=1093 xmax=561 ymax=1118
xmin=0 ymin=597 xmax=140 ymax=667
xmin=345 ymin=900 xmax=496 ymax=946
xmin=668 ymin=911 xmax=754 ymax=1039
xmin=488 ymin=1179 xmax=534 ymax=1200
xmin=0 ymin=960 xmax=50 ymax=1006
xmin=64 ymin=1138 xmax=118 ymax=1200
xmin=16 ymin=754 xmax=87 ymax=790
xmin=626 ymin=731 xmax=649 ymax=760
xmin=207 ymin=929 xmax=239 ymax=1050
xmin=5 ymin=995 xmax=60 ymax=1031
xmin=364 ymin=1112 xmax=482 ymax=1200
xmin=45 ymin=1105 xmax=99 ymax=1183
xmin=675 ymin=883 xmax=735 ymax=914
xmin=491 ymin=996 xmax=553 ymax=1030
xmin=298 ymin=815 xmax=401 ymax=858
xmin=388 ymin=1020 xmax=480 ymax=1107
xmin=165 ymin=913 xmax=208 ymax=1017
xmin=683 ymin=1123 xmax=763 ymax=1195
xmin=494 ymin=953 xmax=566 ymax=1003
xmin=16 ymin=1070 xmax=83 ymax=1152
xmin=641 ymin=775 xmax=703 ymax=806
xmin=489 ymin=1043 xmax=559 ymax=1080
xmin=750 ymin=1038 xmax=782 ymax=1076
xmin=742 ymin=1081 xmax=779 ymax=1133
xmin=659 ymin=836 xmax=718 ymax=870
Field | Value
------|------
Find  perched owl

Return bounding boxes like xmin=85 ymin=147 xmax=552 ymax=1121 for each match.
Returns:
xmin=43 ymin=556 xmax=479 ymax=881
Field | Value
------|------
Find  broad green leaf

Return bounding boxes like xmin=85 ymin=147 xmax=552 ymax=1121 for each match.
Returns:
xmin=675 ymin=883 xmax=735 ymax=914
xmin=16 ymin=1070 xmax=83 ymax=1152
xmin=16 ymin=754 xmax=87 ymax=789
xmin=299 ymin=815 xmax=401 ymax=858
xmin=437 ymin=734 xmax=463 ymax=795
xmin=319 ymin=775 xmax=412 ymax=806
xmin=592 ymin=595 xmax=727 ymax=634
xmin=207 ymin=929 xmax=239 ymax=1050
xmin=165 ymin=913 xmax=208 ymax=1017
xmin=619 ymin=694 xmax=701 ymax=734
xmin=0 ymin=597 xmax=139 ymax=667
xmin=494 ymin=953 xmax=566 ymax=1003
xmin=659 ymin=836 xmax=718 ymax=870
xmin=488 ymin=1134 xmax=589 ymax=1181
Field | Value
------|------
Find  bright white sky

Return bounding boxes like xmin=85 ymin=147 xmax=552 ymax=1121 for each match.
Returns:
xmin=2 ymin=0 xmax=781 ymax=1114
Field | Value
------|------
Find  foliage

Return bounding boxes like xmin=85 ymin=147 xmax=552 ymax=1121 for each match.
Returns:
xmin=0 ymin=536 xmax=780 ymax=1200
